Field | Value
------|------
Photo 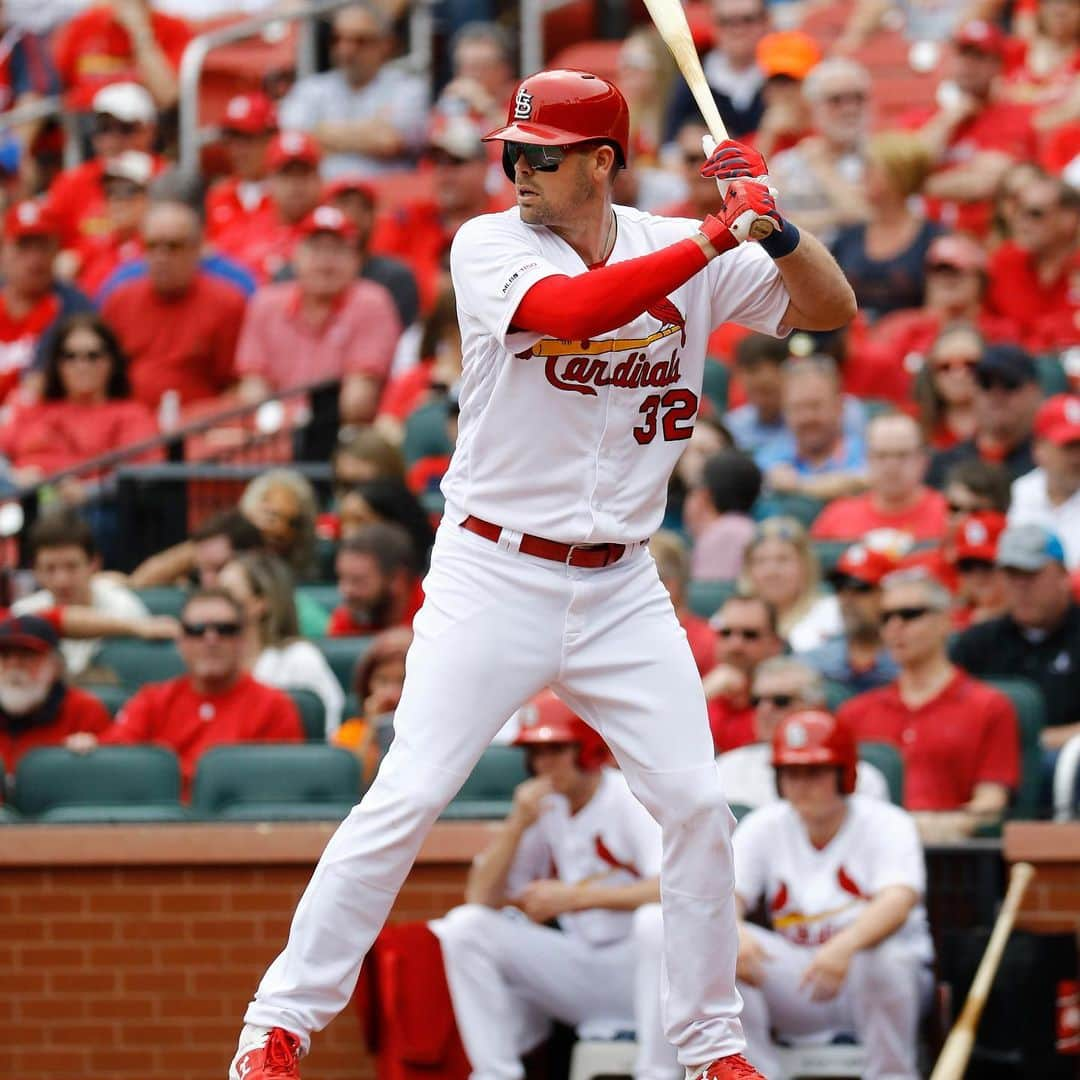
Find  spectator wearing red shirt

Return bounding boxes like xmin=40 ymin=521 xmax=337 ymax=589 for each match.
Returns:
xmin=328 ymin=525 xmax=423 ymax=638
xmin=0 ymin=614 xmax=111 ymax=780
xmin=0 ymin=313 xmax=158 ymax=487
xmin=236 ymin=205 xmax=401 ymax=426
xmin=52 ymin=0 xmax=190 ymax=110
xmin=907 ymin=20 xmax=1038 ymax=235
xmin=987 ymin=172 xmax=1080 ymax=350
xmin=839 ymin=569 xmax=1019 ymax=841
xmin=650 ymin=531 xmax=718 ymax=677
xmin=0 ymin=201 xmax=93 ymax=403
xmin=73 ymin=589 xmax=302 ymax=797
xmin=206 ymin=93 xmax=279 ymax=248
xmin=215 ymin=131 xmax=323 ymax=282
xmin=812 ymin=413 xmax=948 ymax=543
xmin=102 ymin=200 xmax=246 ymax=409
xmin=370 ymin=115 xmax=502 ymax=312
xmin=704 ymin=594 xmax=783 ymax=752
xmin=45 ymin=82 xmax=162 ymax=249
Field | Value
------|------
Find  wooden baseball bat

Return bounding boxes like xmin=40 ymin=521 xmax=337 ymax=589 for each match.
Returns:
xmin=639 ymin=0 xmax=774 ymax=239
xmin=929 ymin=861 xmax=1036 ymax=1080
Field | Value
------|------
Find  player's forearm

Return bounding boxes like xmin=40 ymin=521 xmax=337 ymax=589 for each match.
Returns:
xmin=964 ymin=781 xmax=1010 ymax=823
xmin=464 ymin=817 xmax=530 ymax=906
xmin=131 ymin=34 xmax=179 ymax=108
xmin=569 ymin=876 xmax=661 ymax=912
xmin=315 ymin=119 xmax=404 ymax=157
xmin=340 ymin=375 xmax=382 ymax=426
xmin=797 ymin=470 xmax=868 ymax=501
xmin=1042 ymin=721 xmax=1080 ymax=750
xmin=129 ymin=540 xmax=195 ymax=588
xmin=773 ymin=230 xmax=857 ymax=332
xmin=922 ymin=155 xmax=1012 ymax=202
xmin=828 ymin=885 xmax=918 ymax=955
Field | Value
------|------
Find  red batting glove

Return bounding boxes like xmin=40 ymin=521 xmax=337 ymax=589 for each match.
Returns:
xmin=701 ymin=138 xmax=769 ymax=183
xmin=699 ymin=179 xmax=784 ymax=253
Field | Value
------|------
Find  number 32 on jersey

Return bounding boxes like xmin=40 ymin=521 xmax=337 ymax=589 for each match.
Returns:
xmin=633 ymin=388 xmax=698 ymax=445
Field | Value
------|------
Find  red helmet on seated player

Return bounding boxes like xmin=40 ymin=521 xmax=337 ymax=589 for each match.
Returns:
xmin=771 ymin=709 xmax=858 ymax=795
xmin=513 ymin=690 xmax=610 ymax=771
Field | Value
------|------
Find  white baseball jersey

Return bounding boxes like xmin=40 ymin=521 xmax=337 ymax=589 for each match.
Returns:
xmin=732 ymin=796 xmax=933 ymax=962
xmin=446 ymin=205 xmax=791 ymax=544
xmin=505 ymin=767 xmax=662 ymax=947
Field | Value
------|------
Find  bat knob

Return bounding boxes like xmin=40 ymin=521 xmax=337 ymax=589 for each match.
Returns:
xmin=750 ymin=218 xmax=776 ymax=241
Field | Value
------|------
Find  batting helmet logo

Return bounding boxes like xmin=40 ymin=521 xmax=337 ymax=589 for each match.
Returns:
xmin=771 ymin=709 xmax=858 ymax=795
xmin=513 ymin=691 xmax=609 ymax=771
xmin=512 ymin=86 xmax=534 ymax=120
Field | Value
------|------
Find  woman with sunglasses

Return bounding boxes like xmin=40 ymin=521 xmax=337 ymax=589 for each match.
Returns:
xmin=914 ymin=322 xmax=983 ymax=450
xmin=0 ymin=313 xmax=159 ymax=490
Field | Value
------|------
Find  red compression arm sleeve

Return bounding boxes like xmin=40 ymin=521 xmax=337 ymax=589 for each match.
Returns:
xmin=512 ymin=237 xmax=709 ymax=340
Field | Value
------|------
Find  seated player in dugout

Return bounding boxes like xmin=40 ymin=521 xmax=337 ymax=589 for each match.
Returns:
xmin=732 ymin=710 xmax=935 ymax=1080
xmin=431 ymin=691 xmax=682 ymax=1080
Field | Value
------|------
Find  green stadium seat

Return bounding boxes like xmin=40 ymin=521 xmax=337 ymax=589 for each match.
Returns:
xmin=440 ymin=745 xmax=528 ymax=820
xmin=315 ymin=536 xmax=337 ymax=581
xmin=314 ymin=636 xmax=375 ymax=693
xmin=752 ymin=493 xmax=825 ymax=530
xmin=859 ymin=741 xmax=904 ymax=805
xmin=403 ymin=399 xmax=453 ymax=467
xmin=288 ymin=688 xmax=327 ymax=743
xmin=812 ymin=540 xmax=851 ymax=577
xmin=87 ymin=683 xmax=132 ymax=717
xmin=133 ymin=586 xmax=187 ymax=618
xmin=38 ymin=804 xmax=190 ymax=823
xmin=729 ymin=802 xmax=753 ymax=822
xmin=296 ymin=592 xmax=330 ymax=638
xmin=13 ymin=746 xmax=183 ymax=820
xmin=984 ymin=677 xmax=1046 ymax=819
xmin=213 ymin=801 xmax=356 ymax=822
xmin=687 ymin=579 xmax=735 ymax=619
xmin=88 ymin=639 xmax=184 ymax=688
xmin=861 ymin=398 xmax=896 ymax=421
xmin=823 ymin=679 xmax=857 ymax=714
xmin=702 ymin=360 xmax=730 ymax=417
xmin=0 ymin=805 xmax=21 ymax=823
xmin=296 ymin=584 xmax=340 ymax=613
xmin=191 ymin=744 xmax=362 ymax=818
xmin=1035 ymin=354 xmax=1068 ymax=396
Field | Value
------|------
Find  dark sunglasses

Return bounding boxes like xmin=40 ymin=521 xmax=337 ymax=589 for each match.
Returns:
xmin=947 ymin=499 xmax=981 ymax=514
xmin=1017 ymin=204 xmax=1050 ymax=220
xmin=59 ymin=348 xmax=108 ymax=363
xmin=145 ymin=238 xmax=191 ymax=253
xmin=925 ymin=262 xmax=966 ymax=276
xmin=505 ymin=141 xmax=570 ymax=172
xmin=96 ymin=117 xmax=140 ymax=136
xmin=751 ymin=693 xmax=796 ymax=708
xmin=975 ymin=372 xmax=1023 ymax=392
xmin=719 ymin=626 xmax=762 ymax=640
xmin=879 ymin=606 xmax=933 ymax=626
xmin=931 ymin=357 xmax=978 ymax=374
xmin=715 ymin=12 xmax=765 ymax=25
xmin=333 ymin=32 xmax=382 ymax=45
xmin=956 ymin=557 xmax=995 ymax=573
xmin=181 ymin=620 xmax=242 ymax=638
xmin=832 ymin=576 xmax=875 ymax=594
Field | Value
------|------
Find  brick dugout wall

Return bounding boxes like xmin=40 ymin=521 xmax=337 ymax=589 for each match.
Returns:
xmin=0 ymin=822 xmax=497 ymax=1080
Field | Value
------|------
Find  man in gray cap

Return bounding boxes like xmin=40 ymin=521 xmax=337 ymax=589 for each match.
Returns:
xmin=951 ymin=523 xmax=1080 ymax=761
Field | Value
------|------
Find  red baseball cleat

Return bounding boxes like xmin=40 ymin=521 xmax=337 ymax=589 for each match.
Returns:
xmin=694 ymin=1054 xmax=767 ymax=1079
xmin=229 ymin=1027 xmax=302 ymax=1079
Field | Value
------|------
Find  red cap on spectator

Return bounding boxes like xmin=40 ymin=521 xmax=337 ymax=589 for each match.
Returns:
xmin=952 ymin=511 xmax=1007 ymax=563
xmin=5 ymin=200 xmax=59 ymax=241
xmin=1034 ymin=394 xmax=1080 ymax=445
xmin=222 ymin=92 xmax=277 ymax=135
xmin=926 ymin=233 xmax=988 ymax=273
xmin=298 ymin=204 xmax=358 ymax=241
xmin=326 ymin=175 xmax=378 ymax=204
xmin=953 ymin=19 xmax=1006 ymax=56
xmin=267 ymin=131 xmax=322 ymax=171
xmin=828 ymin=543 xmax=899 ymax=587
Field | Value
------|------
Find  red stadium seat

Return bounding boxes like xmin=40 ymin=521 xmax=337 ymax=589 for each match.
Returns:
xmin=544 ymin=0 xmax=598 ymax=62
xmin=549 ymin=40 xmax=623 ymax=84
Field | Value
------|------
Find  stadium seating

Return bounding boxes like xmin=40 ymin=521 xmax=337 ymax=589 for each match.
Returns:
xmin=403 ymin=399 xmax=453 ymax=467
xmin=12 ymin=746 xmax=187 ymax=822
xmin=88 ymin=683 xmax=133 ymax=717
xmin=315 ymin=635 xmax=375 ymax=693
xmin=752 ymin=493 xmax=825 ymax=529
xmin=859 ymin=741 xmax=904 ymax=805
xmin=296 ymin=583 xmax=341 ymax=614
xmin=687 ymin=579 xmax=735 ymax=619
xmin=134 ymin=586 xmax=188 ymax=618
xmin=190 ymin=743 xmax=362 ymax=820
xmin=440 ymin=745 xmax=529 ymax=820
xmin=823 ymin=679 xmax=856 ymax=714
xmin=0 ymin=805 xmax=21 ymax=823
xmin=811 ymin=540 xmax=850 ymax=577
xmin=89 ymin=639 xmax=185 ymax=687
xmin=984 ymin=677 xmax=1046 ymax=820
xmin=288 ymin=688 xmax=327 ymax=743
xmin=701 ymin=360 xmax=731 ymax=418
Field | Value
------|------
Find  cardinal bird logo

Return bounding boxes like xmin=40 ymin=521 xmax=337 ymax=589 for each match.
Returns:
xmin=645 ymin=296 xmax=687 ymax=347
xmin=836 ymin=865 xmax=868 ymax=900
xmin=770 ymin=881 xmax=789 ymax=912
xmin=594 ymin=835 xmax=640 ymax=878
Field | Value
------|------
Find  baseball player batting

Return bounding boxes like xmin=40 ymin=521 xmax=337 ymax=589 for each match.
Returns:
xmin=229 ymin=69 xmax=855 ymax=1080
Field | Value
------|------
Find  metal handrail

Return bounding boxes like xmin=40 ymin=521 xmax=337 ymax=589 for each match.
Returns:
xmin=520 ymin=0 xmax=598 ymax=77
xmin=0 ymin=94 xmax=84 ymax=169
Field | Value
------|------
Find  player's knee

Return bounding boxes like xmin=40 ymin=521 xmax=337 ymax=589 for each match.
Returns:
xmin=632 ymin=902 xmax=663 ymax=952
xmin=651 ymin=771 xmax=731 ymax=832
xmin=436 ymin=903 xmax=502 ymax=949
xmin=848 ymin=940 xmax=914 ymax=998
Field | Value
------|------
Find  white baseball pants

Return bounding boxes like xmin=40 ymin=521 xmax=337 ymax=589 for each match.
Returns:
xmin=430 ymin=903 xmax=680 ymax=1080
xmin=244 ymin=521 xmax=744 ymax=1067
xmin=737 ymin=925 xmax=933 ymax=1080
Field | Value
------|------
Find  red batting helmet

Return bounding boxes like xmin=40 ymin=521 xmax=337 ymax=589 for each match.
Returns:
xmin=771 ymin=709 xmax=858 ymax=795
xmin=484 ymin=69 xmax=630 ymax=180
xmin=513 ymin=691 xmax=609 ymax=771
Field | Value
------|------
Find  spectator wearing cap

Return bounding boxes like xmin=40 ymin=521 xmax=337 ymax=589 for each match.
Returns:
xmin=236 ymin=204 xmax=401 ymax=426
xmin=69 ymin=588 xmax=302 ymax=798
xmin=951 ymin=523 xmax=1080 ymax=753
xmin=802 ymin=543 xmax=901 ymax=695
xmin=663 ymin=0 xmax=769 ymax=142
xmin=370 ymin=114 xmax=501 ymax=313
xmin=751 ymin=31 xmax=820 ymax=160
xmin=1008 ymin=395 xmax=1080 ymax=568
xmin=839 ymin=569 xmax=1019 ymax=841
xmin=0 ymin=200 xmax=93 ymax=403
xmin=757 ymin=356 xmax=868 ymax=502
xmin=214 ymin=131 xmax=325 ymax=282
xmin=51 ymin=0 xmax=190 ymax=110
xmin=769 ymin=59 xmax=871 ymax=248
xmin=278 ymin=1 xmax=429 ymax=178
xmin=717 ymin=657 xmax=889 ymax=809
xmin=684 ymin=449 xmax=761 ymax=583
xmin=69 ymin=150 xmax=153 ymax=296
xmin=0 ymin=614 xmax=111 ymax=780
xmin=329 ymin=524 xmax=423 ymax=637
xmin=656 ymin=121 xmax=727 ymax=220
xmin=905 ymin=20 xmax=1038 ymax=236
xmin=704 ymin=594 xmax=783 ymax=752
xmin=950 ymin=511 xmax=1008 ymax=628
xmin=649 ymin=530 xmax=718 ymax=677
xmin=206 ymin=93 xmax=279 ymax=248
xmin=812 ymin=413 xmax=948 ymax=543
xmin=927 ymin=344 xmax=1043 ymax=487
xmin=102 ymin=200 xmax=246 ymax=409
xmin=986 ymin=173 xmax=1080 ymax=351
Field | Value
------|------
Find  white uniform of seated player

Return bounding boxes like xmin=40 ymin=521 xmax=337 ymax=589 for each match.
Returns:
xmin=732 ymin=710 xmax=934 ymax=1080
xmin=716 ymin=657 xmax=888 ymax=809
xmin=432 ymin=692 xmax=680 ymax=1080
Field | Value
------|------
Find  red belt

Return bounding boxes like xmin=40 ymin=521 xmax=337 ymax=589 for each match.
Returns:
xmin=461 ymin=515 xmax=629 ymax=568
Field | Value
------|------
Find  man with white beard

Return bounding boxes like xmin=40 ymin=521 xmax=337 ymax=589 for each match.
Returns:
xmin=0 ymin=615 xmax=111 ymax=782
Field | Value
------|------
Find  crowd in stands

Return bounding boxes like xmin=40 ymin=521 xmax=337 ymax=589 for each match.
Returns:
xmin=0 ymin=0 xmax=1075 ymax=840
